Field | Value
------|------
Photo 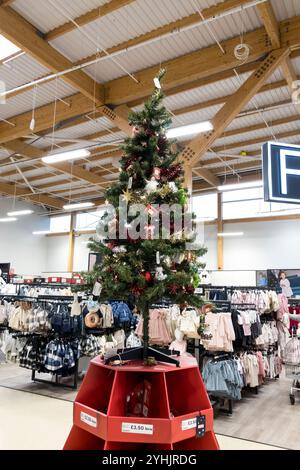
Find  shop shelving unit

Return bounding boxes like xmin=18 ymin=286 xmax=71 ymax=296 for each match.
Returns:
xmin=64 ymin=356 xmax=219 ymax=450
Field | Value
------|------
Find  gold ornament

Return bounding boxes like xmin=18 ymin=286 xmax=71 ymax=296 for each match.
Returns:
xmin=159 ymin=185 xmax=172 ymax=197
xmin=122 ymin=188 xmax=132 ymax=203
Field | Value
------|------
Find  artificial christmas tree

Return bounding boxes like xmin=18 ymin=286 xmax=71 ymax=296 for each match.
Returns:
xmin=81 ymin=69 xmax=207 ymax=366
xmin=64 ymin=71 xmax=219 ymax=450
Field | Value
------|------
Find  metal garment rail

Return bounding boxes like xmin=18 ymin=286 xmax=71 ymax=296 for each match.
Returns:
xmin=1 ymin=295 xmax=83 ymax=390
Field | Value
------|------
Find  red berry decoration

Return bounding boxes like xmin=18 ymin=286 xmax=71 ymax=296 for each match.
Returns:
xmin=185 ymin=285 xmax=195 ymax=294
xmin=131 ymin=286 xmax=144 ymax=296
xmin=160 ymin=164 xmax=182 ymax=181
xmin=169 ymin=284 xmax=179 ymax=295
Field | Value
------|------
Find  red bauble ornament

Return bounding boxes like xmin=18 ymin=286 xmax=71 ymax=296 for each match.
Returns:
xmin=107 ymin=241 xmax=115 ymax=250
xmin=143 ymin=271 xmax=152 ymax=283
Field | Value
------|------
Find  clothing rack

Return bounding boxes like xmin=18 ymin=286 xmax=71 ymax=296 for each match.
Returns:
xmin=201 ymin=351 xmax=234 ymax=414
xmin=199 ymin=284 xmax=280 ymax=292
xmin=1 ymin=294 xmax=83 ymax=390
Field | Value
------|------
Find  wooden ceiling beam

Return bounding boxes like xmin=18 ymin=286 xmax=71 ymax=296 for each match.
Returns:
xmin=44 ymin=162 xmax=107 ymax=189
xmin=213 ymin=128 xmax=300 ymax=153
xmin=104 ymin=27 xmax=272 ymax=105
xmin=4 ymin=14 xmax=300 ymax=144
xmin=0 ymin=94 xmax=95 ymax=144
xmin=70 ymin=0 xmax=257 ymax=68
xmin=0 ymin=181 xmax=64 ymax=208
xmin=179 ymin=48 xmax=290 ymax=167
xmin=281 ymin=57 xmax=300 ymax=114
xmin=192 ymin=168 xmax=219 ymax=187
xmin=256 ymin=1 xmax=281 ymax=48
xmin=40 ymin=77 xmax=290 ymax=152
xmin=221 ymin=113 xmax=300 ymax=139
xmin=0 ymin=1 xmax=15 ymax=6
xmin=46 ymin=0 xmax=136 ymax=41
xmin=0 ymin=6 xmax=103 ymax=104
xmin=257 ymin=1 xmax=300 ymax=115
xmin=104 ymin=14 xmax=300 ymax=106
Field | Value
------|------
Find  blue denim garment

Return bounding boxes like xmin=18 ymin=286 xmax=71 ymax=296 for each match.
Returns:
xmin=110 ymin=301 xmax=133 ymax=325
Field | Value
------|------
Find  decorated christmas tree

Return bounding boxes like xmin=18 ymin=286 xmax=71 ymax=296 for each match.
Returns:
xmin=83 ymin=69 xmax=207 ymax=364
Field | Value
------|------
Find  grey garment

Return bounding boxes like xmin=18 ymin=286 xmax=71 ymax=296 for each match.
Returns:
xmin=202 ymin=359 xmax=243 ymax=400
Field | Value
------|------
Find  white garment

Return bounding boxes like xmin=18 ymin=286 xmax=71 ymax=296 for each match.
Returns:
xmin=280 ymin=279 xmax=293 ymax=298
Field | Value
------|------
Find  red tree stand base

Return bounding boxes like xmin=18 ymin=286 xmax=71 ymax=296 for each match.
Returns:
xmin=64 ymin=355 xmax=219 ymax=450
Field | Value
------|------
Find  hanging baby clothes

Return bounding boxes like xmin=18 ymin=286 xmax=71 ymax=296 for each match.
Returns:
xmin=240 ymin=353 xmax=259 ymax=388
xmin=99 ymin=304 xmax=114 ymax=328
xmin=201 ymin=311 xmax=235 ymax=352
xmin=256 ymin=351 xmax=266 ymax=385
xmin=177 ymin=307 xmax=200 ymax=339
xmin=135 ymin=308 xmax=172 ymax=345
xmin=202 ymin=358 xmax=244 ymax=400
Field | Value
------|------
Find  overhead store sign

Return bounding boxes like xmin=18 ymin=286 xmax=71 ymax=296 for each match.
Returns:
xmin=263 ymin=141 xmax=300 ymax=204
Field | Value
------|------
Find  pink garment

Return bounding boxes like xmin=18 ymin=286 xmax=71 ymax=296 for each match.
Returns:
xmin=256 ymin=351 xmax=265 ymax=385
xmin=277 ymin=294 xmax=289 ymax=320
xmin=135 ymin=308 xmax=172 ymax=345
xmin=202 ymin=312 xmax=235 ymax=352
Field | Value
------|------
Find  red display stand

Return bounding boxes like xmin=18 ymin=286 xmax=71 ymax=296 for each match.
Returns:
xmin=64 ymin=356 xmax=219 ymax=450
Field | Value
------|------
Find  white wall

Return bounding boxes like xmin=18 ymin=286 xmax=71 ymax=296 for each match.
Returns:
xmin=45 ymin=235 xmax=69 ymax=273
xmin=8 ymin=210 xmax=300 ymax=276
xmin=73 ymin=233 xmax=93 ymax=272
xmin=223 ymin=219 xmax=300 ymax=270
xmin=44 ymin=232 xmax=97 ymax=273
xmin=203 ymin=224 xmax=218 ymax=270
xmin=198 ymin=218 xmax=300 ymax=271
xmin=0 ymin=198 xmax=48 ymax=275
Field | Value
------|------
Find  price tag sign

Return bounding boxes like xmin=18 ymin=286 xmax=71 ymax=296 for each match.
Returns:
xmin=80 ymin=411 xmax=97 ymax=428
xmin=196 ymin=415 xmax=206 ymax=438
xmin=181 ymin=417 xmax=197 ymax=431
xmin=121 ymin=422 xmax=153 ymax=435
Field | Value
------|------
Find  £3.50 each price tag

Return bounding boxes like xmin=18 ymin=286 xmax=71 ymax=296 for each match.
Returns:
xmin=80 ymin=411 xmax=97 ymax=428
xmin=121 ymin=422 xmax=153 ymax=435
xmin=181 ymin=417 xmax=197 ymax=431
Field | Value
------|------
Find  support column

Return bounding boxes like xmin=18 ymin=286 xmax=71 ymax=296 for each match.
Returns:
xmin=184 ymin=164 xmax=193 ymax=195
xmin=67 ymin=214 xmax=76 ymax=273
xmin=217 ymin=192 xmax=224 ymax=271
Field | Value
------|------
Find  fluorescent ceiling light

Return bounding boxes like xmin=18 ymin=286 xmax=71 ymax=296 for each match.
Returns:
xmin=42 ymin=149 xmax=91 ymax=164
xmin=0 ymin=35 xmax=21 ymax=61
xmin=0 ymin=217 xmax=17 ymax=222
xmin=166 ymin=121 xmax=213 ymax=139
xmin=7 ymin=209 xmax=33 ymax=217
xmin=63 ymin=202 xmax=95 ymax=211
xmin=218 ymin=232 xmax=244 ymax=237
xmin=218 ymin=180 xmax=263 ymax=191
xmin=32 ymin=230 xmax=50 ymax=235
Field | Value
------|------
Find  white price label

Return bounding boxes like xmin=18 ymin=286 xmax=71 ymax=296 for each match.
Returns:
xmin=80 ymin=411 xmax=97 ymax=428
xmin=121 ymin=422 xmax=153 ymax=435
xmin=181 ymin=417 xmax=197 ymax=431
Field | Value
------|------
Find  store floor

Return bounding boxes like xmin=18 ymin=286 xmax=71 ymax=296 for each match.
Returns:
xmin=0 ymin=363 xmax=297 ymax=450
xmin=213 ymin=375 xmax=299 ymax=449
xmin=0 ymin=387 xmax=280 ymax=450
